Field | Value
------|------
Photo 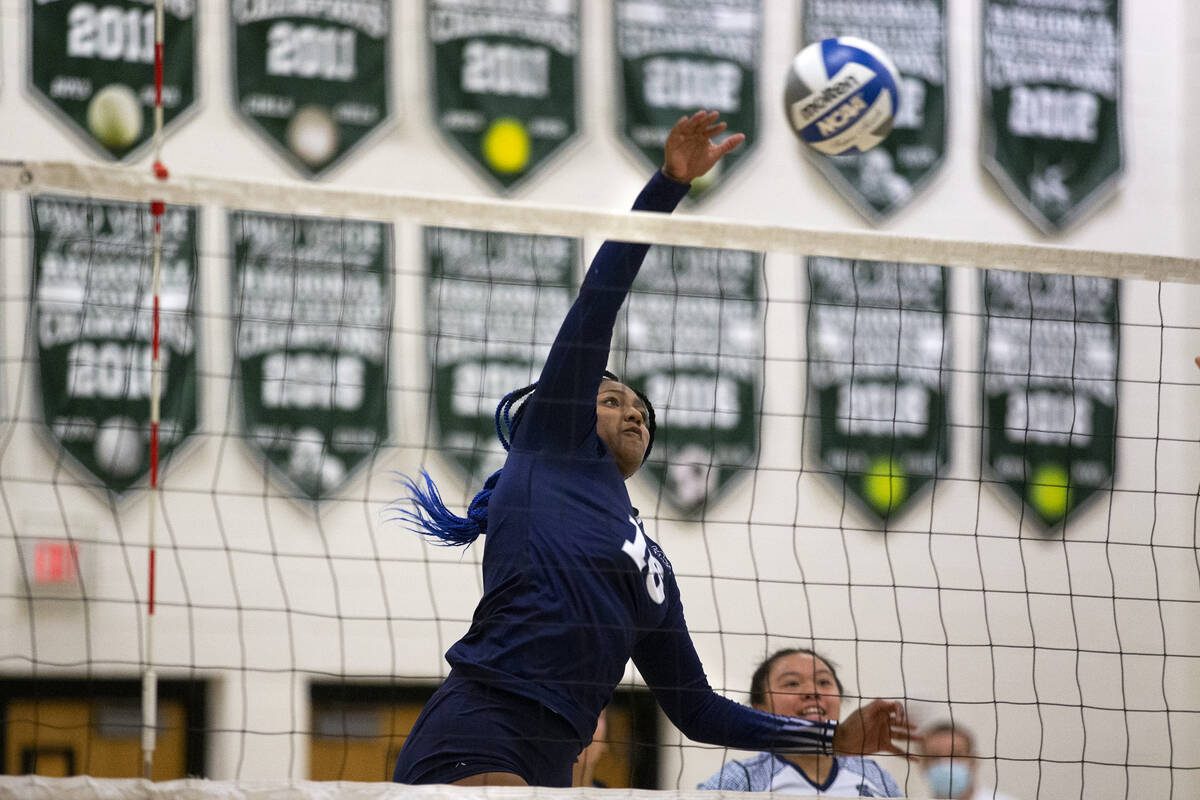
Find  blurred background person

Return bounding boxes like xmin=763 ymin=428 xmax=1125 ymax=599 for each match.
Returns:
xmin=923 ymin=721 xmax=1021 ymax=800
xmin=698 ymin=648 xmax=904 ymax=796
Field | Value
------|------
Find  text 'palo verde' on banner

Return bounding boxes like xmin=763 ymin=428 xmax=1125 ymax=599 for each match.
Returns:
xmin=427 ymin=228 xmax=577 ymax=488
xmin=806 ymin=258 xmax=951 ymax=522
xmin=618 ymin=246 xmax=763 ymax=514
xmin=32 ymin=195 xmax=200 ymax=497
xmin=231 ymin=211 xmax=393 ymax=501
xmin=983 ymin=270 xmax=1118 ymax=528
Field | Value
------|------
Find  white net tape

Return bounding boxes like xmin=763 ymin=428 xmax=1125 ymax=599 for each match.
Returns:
xmin=2 ymin=159 xmax=1196 ymax=284
xmin=0 ymin=776 xmax=697 ymax=800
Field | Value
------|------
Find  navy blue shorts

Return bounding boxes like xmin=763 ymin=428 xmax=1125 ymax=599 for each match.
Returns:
xmin=392 ymin=673 xmax=584 ymax=787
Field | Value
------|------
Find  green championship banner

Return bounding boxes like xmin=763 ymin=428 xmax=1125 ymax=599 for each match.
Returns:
xmin=807 ymin=258 xmax=950 ymax=521
xmin=618 ymin=247 xmax=762 ymax=514
xmin=803 ymin=0 xmax=947 ymax=222
xmin=427 ymin=229 xmax=576 ymax=487
xmin=232 ymin=0 xmax=391 ymax=177
xmin=231 ymin=212 xmax=392 ymax=501
xmin=615 ymin=0 xmax=760 ymax=199
xmin=29 ymin=0 xmax=197 ymax=160
xmin=427 ymin=0 xmax=579 ymax=192
xmin=983 ymin=271 xmax=1118 ymax=528
xmin=983 ymin=0 xmax=1122 ymax=232
xmin=31 ymin=195 xmax=199 ymax=496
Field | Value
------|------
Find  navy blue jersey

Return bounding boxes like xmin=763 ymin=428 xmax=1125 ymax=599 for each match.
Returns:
xmin=446 ymin=171 xmax=834 ymax=756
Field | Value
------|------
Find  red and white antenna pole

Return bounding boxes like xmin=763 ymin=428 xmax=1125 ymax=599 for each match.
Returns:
xmin=143 ymin=0 xmax=169 ymax=779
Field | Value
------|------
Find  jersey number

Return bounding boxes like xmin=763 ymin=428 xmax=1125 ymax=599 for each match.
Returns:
xmin=621 ymin=517 xmax=665 ymax=605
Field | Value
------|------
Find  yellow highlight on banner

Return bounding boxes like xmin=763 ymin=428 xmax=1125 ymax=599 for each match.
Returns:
xmin=483 ymin=118 xmax=531 ymax=174
xmin=1029 ymin=463 xmax=1072 ymax=522
xmin=863 ymin=456 xmax=907 ymax=516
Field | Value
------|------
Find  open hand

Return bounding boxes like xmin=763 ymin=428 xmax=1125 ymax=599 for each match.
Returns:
xmin=661 ymin=110 xmax=745 ymax=184
xmin=832 ymin=699 xmax=922 ymax=761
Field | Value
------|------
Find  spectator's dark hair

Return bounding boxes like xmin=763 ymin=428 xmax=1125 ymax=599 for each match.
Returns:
xmin=749 ymin=648 xmax=845 ymax=708
xmin=925 ymin=720 xmax=976 ymax=755
xmin=390 ymin=371 xmax=656 ymax=548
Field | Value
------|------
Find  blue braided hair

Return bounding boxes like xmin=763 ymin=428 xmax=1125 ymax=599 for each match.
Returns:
xmin=391 ymin=372 xmax=656 ymax=547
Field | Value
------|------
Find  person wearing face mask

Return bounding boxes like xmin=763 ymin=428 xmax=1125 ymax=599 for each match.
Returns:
xmin=922 ymin=722 xmax=1021 ymax=800
xmin=697 ymin=649 xmax=907 ymax=796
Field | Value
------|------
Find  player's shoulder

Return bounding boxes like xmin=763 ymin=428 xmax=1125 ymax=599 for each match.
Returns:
xmin=632 ymin=512 xmax=674 ymax=571
xmin=834 ymin=755 xmax=902 ymax=795
xmin=696 ymin=751 xmax=777 ymax=791
xmin=836 ymin=755 xmax=888 ymax=774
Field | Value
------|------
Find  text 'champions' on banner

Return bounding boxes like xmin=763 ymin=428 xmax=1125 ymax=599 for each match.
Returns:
xmin=983 ymin=271 xmax=1118 ymax=529
xmin=806 ymin=258 xmax=950 ymax=522
xmin=427 ymin=228 xmax=576 ymax=488
xmin=427 ymin=0 xmax=579 ymax=192
xmin=982 ymin=0 xmax=1122 ymax=232
xmin=231 ymin=212 xmax=392 ymax=502
xmin=618 ymin=247 xmax=762 ymax=514
xmin=29 ymin=0 xmax=197 ymax=160
xmin=32 ymin=195 xmax=199 ymax=497
xmin=231 ymin=0 xmax=392 ymax=178
xmin=615 ymin=0 xmax=760 ymax=199
xmin=802 ymin=0 xmax=947 ymax=222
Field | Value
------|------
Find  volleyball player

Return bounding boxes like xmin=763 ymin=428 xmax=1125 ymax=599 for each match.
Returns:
xmin=391 ymin=110 xmax=918 ymax=788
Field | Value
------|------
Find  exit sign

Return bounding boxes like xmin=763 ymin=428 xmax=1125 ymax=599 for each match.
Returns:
xmin=33 ymin=540 xmax=79 ymax=585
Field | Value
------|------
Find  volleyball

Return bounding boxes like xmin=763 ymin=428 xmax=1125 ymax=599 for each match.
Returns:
xmin=86 ymin=83 xmax=143 ymax=150
xmin=783 ymin=36 xmax=900 ymax=156
xmin=287 ymin=105 xmax=338 ymax=166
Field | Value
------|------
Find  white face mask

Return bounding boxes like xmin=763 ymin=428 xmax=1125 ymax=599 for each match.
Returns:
xmin=925 ymin=760 xmax=971 ymax=798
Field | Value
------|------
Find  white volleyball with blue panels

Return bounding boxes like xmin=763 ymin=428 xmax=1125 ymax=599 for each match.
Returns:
xmin=784 ymin=36 xmax=901 ymax=156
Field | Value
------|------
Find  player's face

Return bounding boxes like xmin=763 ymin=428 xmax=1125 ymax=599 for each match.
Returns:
xmin=596 ymin=380 xmax=650 ymax=479
xmin=755 ymin=652 xmax=842 ymax=724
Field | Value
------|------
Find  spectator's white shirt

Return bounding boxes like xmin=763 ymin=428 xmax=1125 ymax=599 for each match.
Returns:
xmin=966 ymin=787 xmax=1022 ymax=800
xmin=698 ymin=752 xmax=901 ymax=797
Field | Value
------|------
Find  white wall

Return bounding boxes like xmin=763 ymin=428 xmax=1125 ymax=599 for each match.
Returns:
xmin=1 ymin=1 xmax=1198 ymax=798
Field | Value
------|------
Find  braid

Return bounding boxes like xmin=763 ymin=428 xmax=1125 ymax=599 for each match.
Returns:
xmin=387 ymin=469 xmax=501 ymax=547
xmin=388 ymin=383 xmax=535 ymax=548
xmin=495 ymin=383 xmax=537 ymax=451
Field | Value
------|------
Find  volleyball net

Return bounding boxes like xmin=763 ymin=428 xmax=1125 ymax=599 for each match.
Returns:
xmin=0 ymin=160 xmax=1197 ymax=800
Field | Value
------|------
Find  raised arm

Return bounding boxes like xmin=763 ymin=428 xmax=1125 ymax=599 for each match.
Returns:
xmin=515 ymin=111 xmax=743 ymax=453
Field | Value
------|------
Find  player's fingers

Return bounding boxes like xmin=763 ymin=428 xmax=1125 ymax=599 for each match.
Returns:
xmin=878 ymin=700 xmax=904 ymax=719
xmin=718 ymin=133 xmax=746 ymax=154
